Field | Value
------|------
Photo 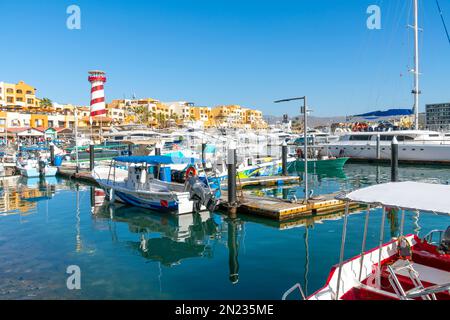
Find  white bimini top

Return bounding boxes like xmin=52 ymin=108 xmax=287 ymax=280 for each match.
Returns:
xmin=337 ymin=181 xmax=450 ymax=215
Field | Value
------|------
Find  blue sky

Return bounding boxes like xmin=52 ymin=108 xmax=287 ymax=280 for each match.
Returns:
xmin=0 ymin=0 xmax=449 ymax=116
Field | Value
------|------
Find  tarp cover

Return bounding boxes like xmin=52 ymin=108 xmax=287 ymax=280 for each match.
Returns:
xmin=113 ymin=155 xmax=200 ymax=165
xmin=339 ymin=181 xmax=450 ymax=215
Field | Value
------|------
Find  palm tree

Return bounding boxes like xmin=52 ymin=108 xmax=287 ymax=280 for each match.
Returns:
xmin=133 ymin=105 xmax=153 ymax=125
xmin=40 ymin=98 xmax=52 ymax=109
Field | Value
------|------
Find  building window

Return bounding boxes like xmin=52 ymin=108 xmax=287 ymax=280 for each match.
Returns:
xmin=17 ymin=97 xmax=23 ymax=102
xmin=27 ymin=98 xmax=34 ymax=104
xmin=7 ymin=97 xmax=14 ymax=103
xmin=26 ymin=90 xmax=32 ymax=95
xmin=16 ymin=89 xmax=22 ymax=94
xmin=6 ymin=89 xmax=13 ymax=94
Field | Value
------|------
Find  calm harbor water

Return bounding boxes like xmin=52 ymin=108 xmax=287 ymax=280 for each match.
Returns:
xmin=1 ymin=163 xmax=449 ymax=300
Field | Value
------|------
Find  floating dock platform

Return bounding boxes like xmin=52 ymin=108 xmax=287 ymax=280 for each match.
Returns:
xmin=220 ymin=191 xmax=361 ymax=221
xmin=225 ymin=175 xmax=301 ymax=188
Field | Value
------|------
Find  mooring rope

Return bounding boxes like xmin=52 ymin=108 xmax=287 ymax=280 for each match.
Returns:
xmin=435 ymin=0 xmax=450 ymax=45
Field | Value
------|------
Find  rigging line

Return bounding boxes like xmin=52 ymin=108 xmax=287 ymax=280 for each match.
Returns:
xmin=435 ymin=0 xmax=450 ymax=45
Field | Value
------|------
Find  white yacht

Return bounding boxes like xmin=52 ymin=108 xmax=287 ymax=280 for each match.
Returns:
xmin=319 ymin=130 xmax=450 ymax=163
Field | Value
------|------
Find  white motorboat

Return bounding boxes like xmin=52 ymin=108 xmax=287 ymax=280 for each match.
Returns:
xmin=16 ymin=158 xmax=57 ymax=178
xmin=92 ymin=155 xmax=221 ymax=215
xmin=318 ymin=130 xmax=450 ymax=163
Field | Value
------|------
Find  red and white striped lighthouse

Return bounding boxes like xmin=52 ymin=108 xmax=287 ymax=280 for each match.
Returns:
xmin=88 ymin=70 xmax=107 ymax=117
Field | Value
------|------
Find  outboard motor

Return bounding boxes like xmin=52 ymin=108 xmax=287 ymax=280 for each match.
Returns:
xmin=186 ymin=176 xmax=220 ymax=213
xmin=38 ymin=159 xmax=47 ymax=175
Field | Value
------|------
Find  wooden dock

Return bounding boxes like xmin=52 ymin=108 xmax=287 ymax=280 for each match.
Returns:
xmin=220 ymin=191 xmax=361 ymax=221
xmin=223 ymin=175 xmax=301 ymax=188
xmin=239 ymin=204 xmax=364 ymax=229
xmin=57 ymin=169 xmax=99 ymax=186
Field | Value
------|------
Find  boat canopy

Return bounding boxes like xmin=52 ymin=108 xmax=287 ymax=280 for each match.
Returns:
xmin=337 ymin=181 xmax=450 ymax=215
xmin=113 ymin=155 xmax=200 ymax=165
xmin=20 ymin=146 xmax=49 ymax=151
xmin=352 ymin=108 xmax=413 ymax=118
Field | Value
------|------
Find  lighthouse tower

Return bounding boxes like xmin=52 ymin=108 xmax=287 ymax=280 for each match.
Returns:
xmin=88 ymin=70 xmax=107 ymax=117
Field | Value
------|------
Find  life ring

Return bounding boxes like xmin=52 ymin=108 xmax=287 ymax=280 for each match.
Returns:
xmin=185 ymin=166 xmax=197 ymax=180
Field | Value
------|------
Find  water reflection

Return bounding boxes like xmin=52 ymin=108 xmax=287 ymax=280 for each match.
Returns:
xmin=227 ymin=217 xmax=240 ymax=284
xmin=89 ymin=186 xmax=247 ymax=285
xmin=0 ymin=176 xmax=57 ymax=217
xmin=75 ymin=184 xmax=82 ymax=252
xmin=386 ymin=208 xmax=399 ymax=238
xmin=93 ymin=199 xmax=220 ymax=264
xmin=303 ymin=226 xmax=310 ymax=296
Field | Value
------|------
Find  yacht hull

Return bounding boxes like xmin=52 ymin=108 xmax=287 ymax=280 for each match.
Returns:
xmin=320 ymin=143 xmax=450 ymax=163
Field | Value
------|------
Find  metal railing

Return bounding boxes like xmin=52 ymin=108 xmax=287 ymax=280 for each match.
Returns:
xmin=281 ymin=283 xmax=306 ymax=300
xmin=423 ymin=229 xmax=445 ymax=245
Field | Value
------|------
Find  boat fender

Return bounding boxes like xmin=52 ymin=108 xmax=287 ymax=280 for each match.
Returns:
xmin=185 ymin=166 xmax=197 ymax=180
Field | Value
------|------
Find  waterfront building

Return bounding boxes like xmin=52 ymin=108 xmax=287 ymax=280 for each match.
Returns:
xmin=426 ymin=102 xmax=450 ymax=131
xmin=0 ymin=80 xmax=268 ymax=130
xmin=0 ymin=111 xmax=6 ymax=134
xmin=190 ymin=106 xmax=211 ymax=123
xmin=108 ymin=98 xmax=159 ymax=126
xmin=211 ymin=105 xmax=267 ymax=129
xmin=107 ymin=107 xmax=125 ymax=125
xmin=164 ymin=101 xmax=193 ymax=123
xmin=6 ymin=127 xmax=45 ymax=143
xmin=0 ymin=81 xmax=40 ymax=111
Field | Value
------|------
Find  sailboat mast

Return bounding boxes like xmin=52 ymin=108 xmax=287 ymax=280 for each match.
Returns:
xmin=413 ymin=0 xmax=420 ymax=130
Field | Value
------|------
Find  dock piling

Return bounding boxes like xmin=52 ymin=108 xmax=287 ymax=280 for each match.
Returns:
xmin=89 ymin=143 xmax=95 ymax=171
xmin=227 ymin=218 xmax=240 ymax=284
xmin=155 ymin=146 xmax=161 ymax=178
xmin=201 ymin=143 xmax=206 ymax=170
xmin=281 ymin=141 xmax=288 ymax=176
xmin=391 ymin=137 xmax=398 ymax=182
xmin=128 ymin=144 xmax=132 ymax=156
xmin=50 ymin=144 xmax=55 ymax=166
xmin=227 ymin=144 xmax=238 ymax=217
xmin=376 ymin=134 xmax=381 ymax=159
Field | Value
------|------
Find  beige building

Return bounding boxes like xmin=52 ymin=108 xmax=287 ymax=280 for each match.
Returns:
xmin=211 ymin=105 xmax=267 ymax=129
